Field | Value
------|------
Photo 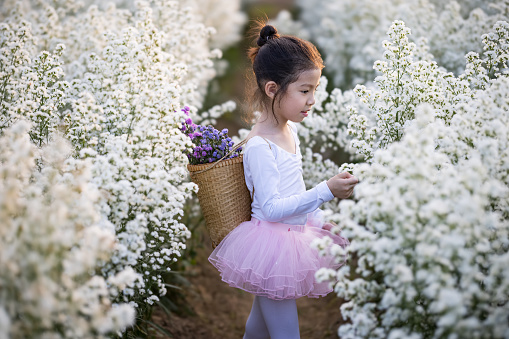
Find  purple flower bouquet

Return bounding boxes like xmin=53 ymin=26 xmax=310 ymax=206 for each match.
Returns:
xmin=181 ymin=106 xmax=242 ymax=165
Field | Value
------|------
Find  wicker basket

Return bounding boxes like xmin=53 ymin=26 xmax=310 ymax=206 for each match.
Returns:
xmin=187 ymin=154 xmax=252 ymax=248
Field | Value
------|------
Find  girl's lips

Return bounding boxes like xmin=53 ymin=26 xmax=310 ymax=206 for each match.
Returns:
xmin=301 ymin=111 xmax=309 ymax=117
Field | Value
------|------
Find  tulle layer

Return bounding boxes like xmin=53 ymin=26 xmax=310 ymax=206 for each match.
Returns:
xmin=208 ymin=218 xmax=349 ymax=300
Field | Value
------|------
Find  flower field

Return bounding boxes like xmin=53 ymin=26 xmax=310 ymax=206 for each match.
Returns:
xmin=1 ymin=0 xmax=508 ymax=338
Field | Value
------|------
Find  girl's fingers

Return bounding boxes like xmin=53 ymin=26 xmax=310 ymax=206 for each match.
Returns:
xmin=337 ymin=172 xmax=351 ymax=179
xmin=341 ymin=176 xmax=358 ymax=186
xmin=323 ymin=223 xmax=333 ymax=231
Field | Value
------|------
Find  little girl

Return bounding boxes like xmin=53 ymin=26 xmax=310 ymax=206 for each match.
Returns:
xmin=208 ymin=24 xmax=358 ymax=339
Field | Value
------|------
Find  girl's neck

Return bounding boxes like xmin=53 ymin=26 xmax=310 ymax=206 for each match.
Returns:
xmin=257 ymin=110 xmax=289 ymax=134
xmin=249 ymin=110 xmax=296 ymax=154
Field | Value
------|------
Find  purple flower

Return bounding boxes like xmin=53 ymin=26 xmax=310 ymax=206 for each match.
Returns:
xmin=182 ymin=121 xmax=242 ymax=165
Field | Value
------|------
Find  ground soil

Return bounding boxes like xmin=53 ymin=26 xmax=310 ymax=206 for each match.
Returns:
xmin=152 ymin=233 xmax=345 ymax=339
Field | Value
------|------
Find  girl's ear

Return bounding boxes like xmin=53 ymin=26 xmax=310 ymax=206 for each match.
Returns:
xmin=264 ymin=81 xmax=278 ymax=99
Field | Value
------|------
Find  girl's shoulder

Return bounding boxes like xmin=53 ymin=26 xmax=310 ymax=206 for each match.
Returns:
xmin=245 ymin=135 xmax=274 ymax=150
xmin=245 ymin=122 xmax=300 ymax=156
xmin=244 ymin=131 xmax=276 ymax=158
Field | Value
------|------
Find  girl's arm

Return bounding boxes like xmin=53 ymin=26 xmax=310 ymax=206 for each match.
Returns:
xmin=246 ymin=141 xmax=334 ymax=222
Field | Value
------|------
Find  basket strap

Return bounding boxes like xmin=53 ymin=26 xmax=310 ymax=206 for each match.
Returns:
xmin=260 ymin=137 xmax=272 ymax=150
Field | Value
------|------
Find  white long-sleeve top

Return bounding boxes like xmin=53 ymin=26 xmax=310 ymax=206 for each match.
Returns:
xmin=243 ymin=123 xmax=335 ymax=225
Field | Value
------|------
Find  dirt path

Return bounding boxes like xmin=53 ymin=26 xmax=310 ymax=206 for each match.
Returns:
xmin=152 ymin=235 xmax=345 ymax=338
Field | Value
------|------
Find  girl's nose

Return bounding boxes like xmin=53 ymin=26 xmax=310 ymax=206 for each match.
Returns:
xmin=307 ymin=94 xmax=316 ymax=106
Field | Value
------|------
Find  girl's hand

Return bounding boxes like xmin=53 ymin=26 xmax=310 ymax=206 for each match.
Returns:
xmin=326 ymin=172 xmax=358 ymax=199
xmin=322 ymin=221 xmax=337 ymax=231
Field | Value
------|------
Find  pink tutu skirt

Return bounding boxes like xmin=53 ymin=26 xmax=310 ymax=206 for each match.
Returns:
xmin=208 ymin=217 xmax=349 ymax=300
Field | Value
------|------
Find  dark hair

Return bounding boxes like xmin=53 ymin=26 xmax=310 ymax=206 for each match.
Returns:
xmin=246 ymin=23 xmax=324 ymax=124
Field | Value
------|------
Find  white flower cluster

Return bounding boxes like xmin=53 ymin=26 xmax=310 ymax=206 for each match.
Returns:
xmin=0 ymin=18 xmax=68 ymax=147
xmin=1 ymin=0 xmax=246 ymax=331
xmin=0 ymin=121 xmax=136 ymax=338
xmin=311 ymin=21 xmax=509 ymax=338
xmin=1 ymin=0 xmax=245 ymax=107
xmin=90 ymin=0 xmax=246 ymax=51
xmin=348 ymin=20 xmax=473 ymax=162
xmin=280 ymin=0 xmax=507 ymax=88
xmin=69 ymin=10 xmax=199 ymax=305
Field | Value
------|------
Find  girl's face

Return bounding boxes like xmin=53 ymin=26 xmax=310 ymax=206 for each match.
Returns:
xmin=276 ymin=68 xmax=321 ymax=123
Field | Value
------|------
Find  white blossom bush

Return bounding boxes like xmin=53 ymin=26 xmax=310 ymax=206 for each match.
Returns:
xmin=68 ymin=16 xmax=198 ymax=306
xmin=346 ymin=20 xmax=508 ymax=162
xmin=0 ymin=121 xmax=136 ymax=338
xmin=0 ymin=18 xmax=68 ymax=147
xmin=441 ymin=76 xmax=509 ymax=218
xmin=348 ymin=21 xmax=473 ymax=162
xmin=0 ymin=0 xmax=247 ymax=328
xmin=317 ymin=103 xmax=509 ymax=338
xmin=285 ymin=0 xmax=507 ymax=88
xmin=87 ymin=0 xmax=246 ymax=50
xmin=310 ymin=21 xmax=509 ymax=339
xmin=0 ymin=5 xmax=193 ymax=309
xmin=1 ymin=0 xmax=246 ymax=108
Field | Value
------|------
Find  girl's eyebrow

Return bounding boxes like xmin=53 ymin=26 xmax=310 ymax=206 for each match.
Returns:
xmin=300 ymin=83 xmax=320 ymax=88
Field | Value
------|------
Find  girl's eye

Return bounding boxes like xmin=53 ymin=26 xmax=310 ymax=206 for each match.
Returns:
xmin=301 ymin=90 xmax=309 ymax=94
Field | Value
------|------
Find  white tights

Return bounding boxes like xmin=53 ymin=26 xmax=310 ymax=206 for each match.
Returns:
xmin=243 ymin=296 xmax=300 ymax=339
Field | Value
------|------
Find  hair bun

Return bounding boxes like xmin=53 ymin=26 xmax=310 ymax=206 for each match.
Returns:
xmin=257 ymin=25 xmax=279 ymax=47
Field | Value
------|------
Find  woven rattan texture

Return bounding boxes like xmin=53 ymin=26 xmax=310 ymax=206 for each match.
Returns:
xmin=188 ymin=155 xmax=252 ymax=248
